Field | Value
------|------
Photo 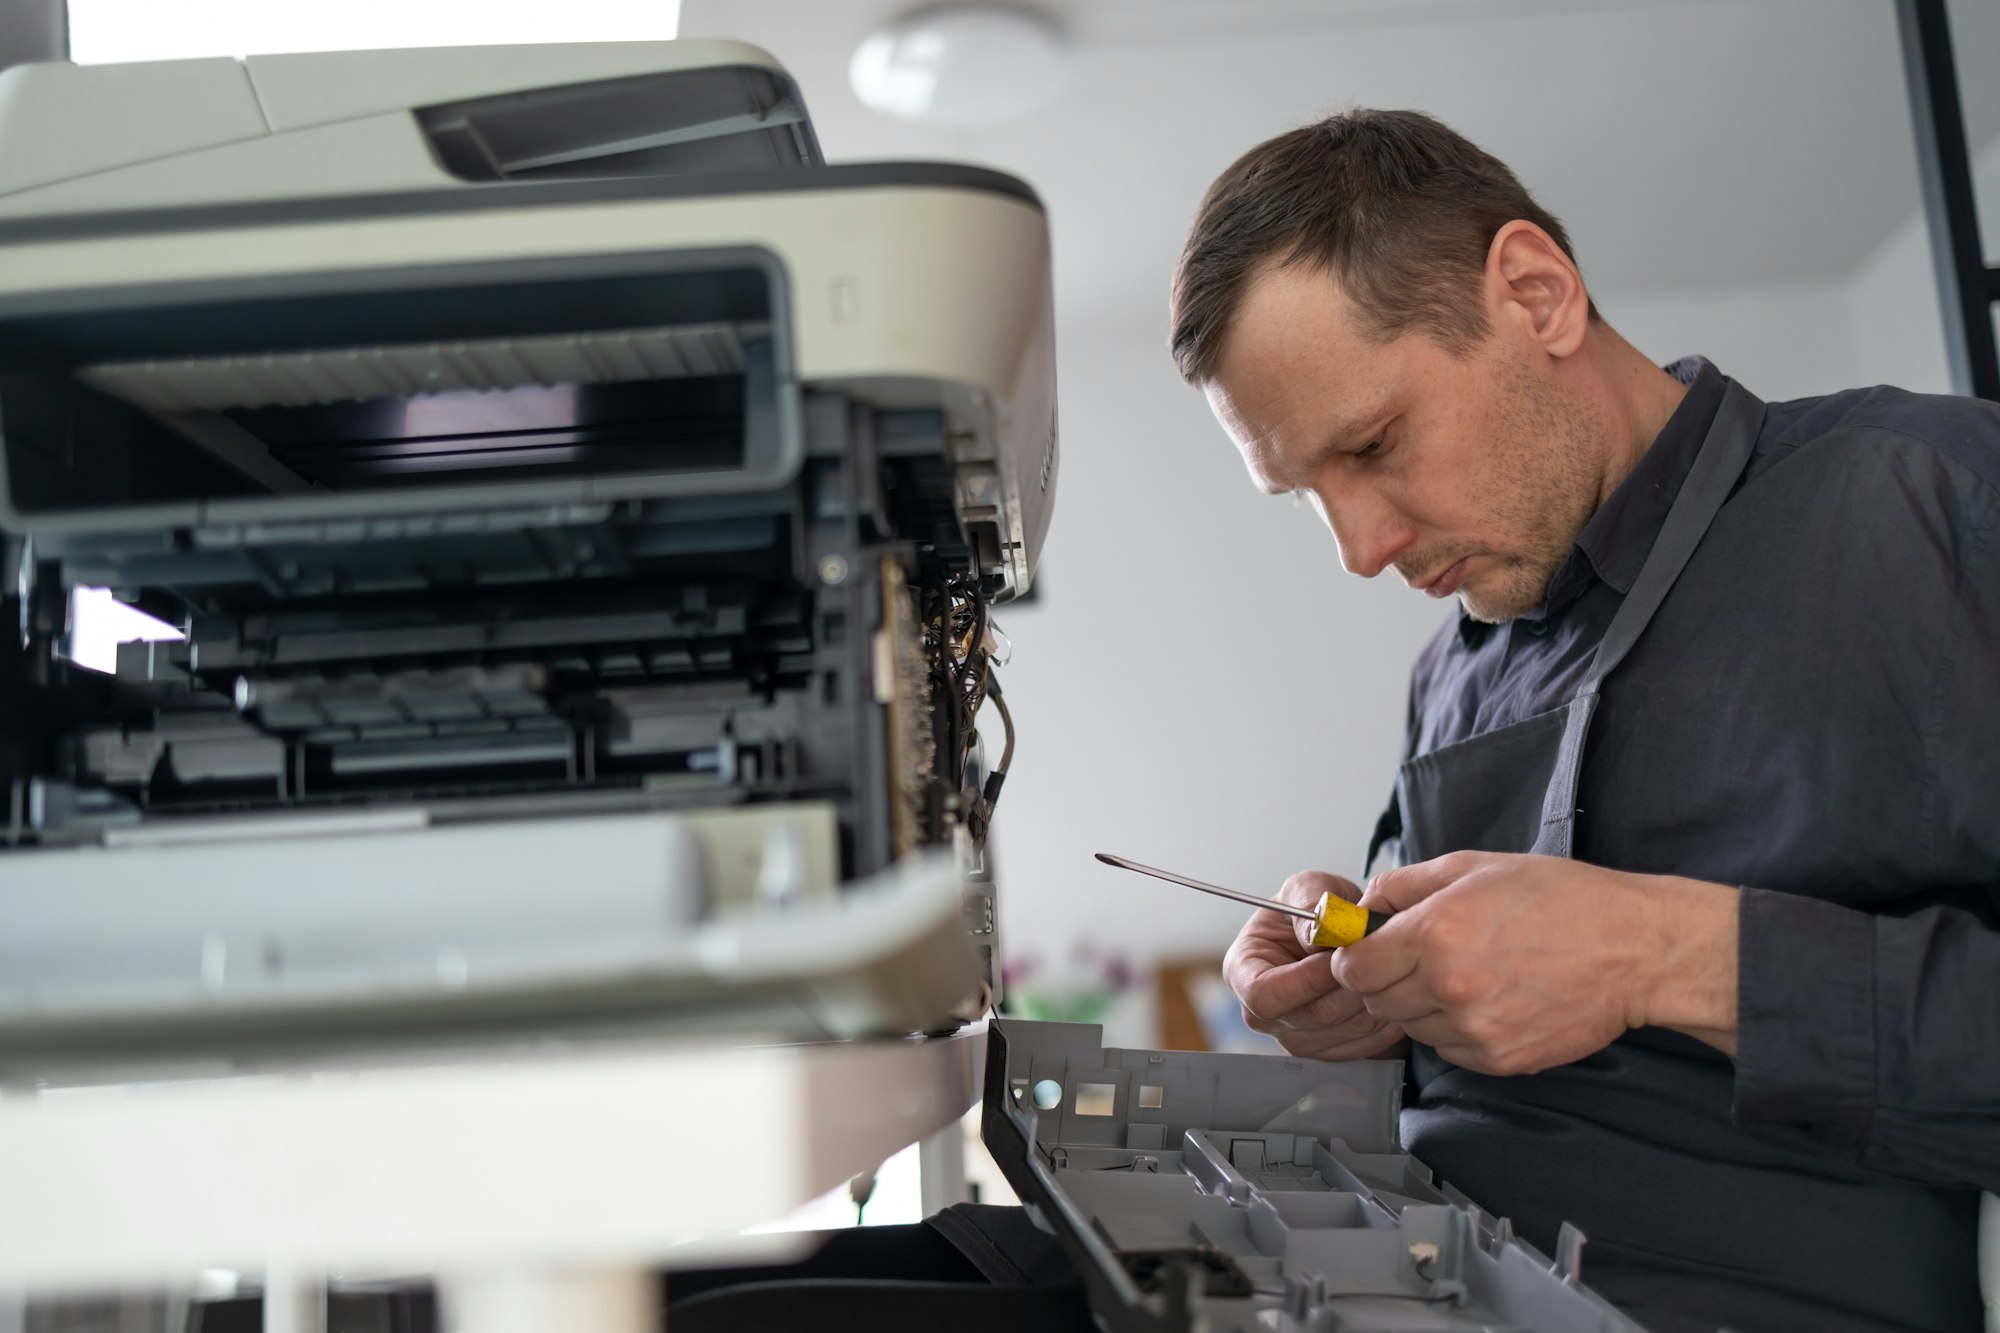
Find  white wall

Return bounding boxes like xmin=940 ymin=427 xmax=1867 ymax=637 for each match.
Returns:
xmin=1843 ymin=131 xmax=2000 ymax=397
xmin=1849 ymin=211 xmax=1952 ymax=397
xmin=1605 ymin=280 xmax=1864 ymax=403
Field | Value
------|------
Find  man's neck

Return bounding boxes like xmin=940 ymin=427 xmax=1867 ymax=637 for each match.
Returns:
xmin=1588 ymin=325 xmax=1692 ymax=507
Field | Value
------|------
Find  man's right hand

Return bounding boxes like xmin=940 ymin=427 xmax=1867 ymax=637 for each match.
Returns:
xmin=1223 ymin=870 xmax=1408 ymax=1061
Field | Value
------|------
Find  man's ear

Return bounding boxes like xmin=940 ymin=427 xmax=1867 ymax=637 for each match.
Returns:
xmin=1484 ymin=220 xmax=1590 ymax=359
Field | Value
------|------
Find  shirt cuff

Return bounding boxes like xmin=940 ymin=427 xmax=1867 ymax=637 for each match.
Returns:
xmin=1731 ymin=886 xmax=1876 ymax=1144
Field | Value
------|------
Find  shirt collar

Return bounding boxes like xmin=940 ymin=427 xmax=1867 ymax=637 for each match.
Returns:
xmin=1458 ymin=356 xmax=1727 ymax=644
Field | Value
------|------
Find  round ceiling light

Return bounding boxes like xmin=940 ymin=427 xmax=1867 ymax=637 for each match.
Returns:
xmin=849 ymin=5 xmax=1067 ymax=125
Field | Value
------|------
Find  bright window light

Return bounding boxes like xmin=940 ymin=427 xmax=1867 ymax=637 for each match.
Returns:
xmin=67 ymin=0 xmax=680 ymax=66
xmin=68 ymin=586 xmax=183 ymax=675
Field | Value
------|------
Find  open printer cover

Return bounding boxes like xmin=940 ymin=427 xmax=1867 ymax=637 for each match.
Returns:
xmin=0 ymin=40 xmax=1055 ymax=1064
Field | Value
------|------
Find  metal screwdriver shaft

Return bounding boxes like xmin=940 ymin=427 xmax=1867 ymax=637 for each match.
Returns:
xmin=1094 ymin=852 xmax=1388 ymax=949
xmin=1092 ymin=853 xmax=1317 ymax=920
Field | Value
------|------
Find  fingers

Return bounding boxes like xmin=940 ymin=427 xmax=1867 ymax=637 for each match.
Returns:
xmin=1275 ymin=870 xmax=1362 ymax=908
xmin=1225 ymin=868 xmax=1403 ymax=1063
xmin=1224 ymin=869 xmax=1363 ymax=987
xmin=1244 ymin=992 xmax=1401 ymax=1058
xmin=1223 ymin=914 xmax=1313 ymax=992
xmin=1240 ymin=983 xmax=1376 ymax=1040
xmin=1329 ymin=924 xmax=1421 ymax=997
xmin=1233 ymin=941 xmax=1385 ymax=1047
xmin=1351 ymin=974 xmax=1441 ymax=1026
xmin=1232 ymin=949 xmax=1344 ymax=1024
xmin=1363 ymin=851 xmax=1484 ymax=913
xmin=1272 ymin=1022 xmax=1407 ymax=1062
xmin=1339 ymin=853 xmax=1495 ymax=993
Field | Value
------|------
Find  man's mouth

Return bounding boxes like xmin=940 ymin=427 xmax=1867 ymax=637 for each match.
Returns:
xmin=1417 ymin=557 xmax=1472 ymax=599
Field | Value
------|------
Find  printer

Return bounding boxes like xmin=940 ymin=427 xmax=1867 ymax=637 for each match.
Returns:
xmin=0 ymin=39 xmax=1055 ymax=1062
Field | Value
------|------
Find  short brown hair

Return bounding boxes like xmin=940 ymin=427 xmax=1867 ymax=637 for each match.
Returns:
xmin=1169 ymin=108 xmax=1594 ymax=383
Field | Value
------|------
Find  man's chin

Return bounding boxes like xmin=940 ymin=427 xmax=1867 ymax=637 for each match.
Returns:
xmin=1456 ymin=573 xmax=1549 ymax=625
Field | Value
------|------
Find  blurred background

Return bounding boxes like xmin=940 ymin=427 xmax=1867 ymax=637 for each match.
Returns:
xmin=60 ymin=0 xmax=2000 ymax=1058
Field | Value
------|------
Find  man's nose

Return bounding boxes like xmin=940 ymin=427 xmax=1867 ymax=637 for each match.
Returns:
xmin=1310 ymin=485 xmax=1414 ymax=579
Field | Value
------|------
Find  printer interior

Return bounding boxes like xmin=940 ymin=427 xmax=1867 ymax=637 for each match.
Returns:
xmin=0 ymin=254 xmax=1008 ymax=1049
xmin=3 ymin=254 xmax=991 ymax=855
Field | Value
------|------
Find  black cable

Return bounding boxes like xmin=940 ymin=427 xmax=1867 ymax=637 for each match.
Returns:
xmin=980 ymin=682 xmax=1013 ymax=811
xmin=986 ymin=673 xmax=1014 ymax=774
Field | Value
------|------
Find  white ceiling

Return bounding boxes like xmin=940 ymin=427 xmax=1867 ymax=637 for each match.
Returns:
xmin=681 ymin=0 xmax=2000 ymax=327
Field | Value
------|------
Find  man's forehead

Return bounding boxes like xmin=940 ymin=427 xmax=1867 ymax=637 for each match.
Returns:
xmin=1219 ymin=265 xmax=1337 ymax=381
xmin=1217 ymin=268 xmax=1376 ymax=396
xmin=1205 ymin=379 xmax=1315 ymax=489
xmin=1207 ymin=277 xmax=1391 ymax=489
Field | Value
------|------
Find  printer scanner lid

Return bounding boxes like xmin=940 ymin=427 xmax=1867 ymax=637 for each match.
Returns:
xmin=0 ymin=40 xmax=821 ymax=215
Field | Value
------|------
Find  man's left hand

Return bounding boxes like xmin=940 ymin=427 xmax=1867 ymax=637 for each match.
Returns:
xmin=1331 ymin=852 xmax=1740 ymax=1075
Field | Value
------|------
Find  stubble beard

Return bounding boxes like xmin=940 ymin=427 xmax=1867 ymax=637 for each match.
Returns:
xmin=1456 ymin=355 xmax=1606 ymax=625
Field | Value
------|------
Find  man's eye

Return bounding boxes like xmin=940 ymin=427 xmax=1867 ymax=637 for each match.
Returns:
xmin=1356 ymin=438 xmax=1385 ymax=458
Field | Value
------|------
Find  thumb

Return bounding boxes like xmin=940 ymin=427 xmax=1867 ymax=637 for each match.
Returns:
xmin=1362 ymin=853 xmax=1477 ymax=912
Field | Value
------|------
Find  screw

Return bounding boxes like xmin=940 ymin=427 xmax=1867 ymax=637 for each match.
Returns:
xmin=817 ymin=553 xmax=850 ymax=585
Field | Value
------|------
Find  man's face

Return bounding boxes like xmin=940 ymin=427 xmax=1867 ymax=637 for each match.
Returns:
xmin=1205 ymin=262 xmax=1604 ymax=623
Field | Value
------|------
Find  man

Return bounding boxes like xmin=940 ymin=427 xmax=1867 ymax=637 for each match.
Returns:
xmin=1180 ymin=109 xmax=2000 ymax=1331
xmin=664 ymin=109 xmax=1998 ymax=1333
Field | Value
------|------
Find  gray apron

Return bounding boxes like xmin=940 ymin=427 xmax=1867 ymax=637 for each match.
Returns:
xmin=1371 ymin=380 xmax=1767 ymax=872
xmin=1356 ymin=379 xmax=1984 ymax=1332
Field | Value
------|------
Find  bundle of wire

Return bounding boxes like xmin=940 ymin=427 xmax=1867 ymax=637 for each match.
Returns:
xmin=921 ymin=572 xmax=1014 ymax=842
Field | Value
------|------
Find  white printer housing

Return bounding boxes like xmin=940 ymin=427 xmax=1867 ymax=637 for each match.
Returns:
xmin=0 ymin=41 xmax=1056 ymax=1062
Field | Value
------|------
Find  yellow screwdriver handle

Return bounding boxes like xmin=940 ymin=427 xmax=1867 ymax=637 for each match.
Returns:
xmin=1309 ymin=892 xmax=1390 ymax=949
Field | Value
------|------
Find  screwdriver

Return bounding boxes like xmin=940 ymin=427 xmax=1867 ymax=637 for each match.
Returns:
xmin=1094 ymin=852 xmax=1389 ymax=948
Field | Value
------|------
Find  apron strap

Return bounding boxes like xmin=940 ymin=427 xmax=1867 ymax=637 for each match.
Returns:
xmin=1578 ymin=381 xmax=1768 ymax=699
xmin=1536 ymin=380 xmax=1768 ymax=855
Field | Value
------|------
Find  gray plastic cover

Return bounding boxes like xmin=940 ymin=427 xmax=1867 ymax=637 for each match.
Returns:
xmin=983 ymin=1020 xmax=1645 ymax=1332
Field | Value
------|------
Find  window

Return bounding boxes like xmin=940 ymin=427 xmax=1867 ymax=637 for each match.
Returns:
xmin=66 ymin=0 xmax=680 ymax=65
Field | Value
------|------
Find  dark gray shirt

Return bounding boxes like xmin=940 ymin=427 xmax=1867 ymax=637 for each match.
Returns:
xmin=1389 ymin=360 xmax=2000 ymax=1332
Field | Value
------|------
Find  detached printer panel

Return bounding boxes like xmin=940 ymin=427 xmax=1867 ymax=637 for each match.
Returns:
xmin=985 ymin=1021 xmax=1646 ymax=1333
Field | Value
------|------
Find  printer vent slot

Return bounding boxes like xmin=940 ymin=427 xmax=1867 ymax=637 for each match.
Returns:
xmin=78 ymin=323 xmax=761 ymax=415
xmin=416 ymin=66 xmax=820 ymax=183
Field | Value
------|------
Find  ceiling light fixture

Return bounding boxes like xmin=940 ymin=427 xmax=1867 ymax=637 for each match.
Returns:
xmin=849 ymin=4 xmax=1067 ymax=125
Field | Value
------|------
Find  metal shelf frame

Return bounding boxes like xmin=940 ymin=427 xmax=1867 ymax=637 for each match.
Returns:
xmin=1898 ymin=0 xmax=2000 ymax=402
